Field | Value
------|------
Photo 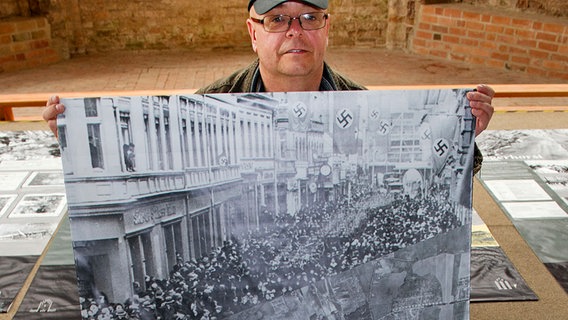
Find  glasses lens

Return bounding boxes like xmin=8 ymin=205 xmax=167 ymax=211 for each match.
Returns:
xmin=264 ymin=15 xmax=291 ymax=32
xmin=262 ymin=12 xmax=327 ymax=32
xmin=300 ymin=12 xmax=327 ymax=30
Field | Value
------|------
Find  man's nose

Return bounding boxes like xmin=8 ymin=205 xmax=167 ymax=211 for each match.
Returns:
xmin=287 ymin=17 xmax=303 ymax=35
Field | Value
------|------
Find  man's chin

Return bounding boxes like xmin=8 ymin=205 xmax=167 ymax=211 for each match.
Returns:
xmin=278 ymin=60 xmax=317 ymax=77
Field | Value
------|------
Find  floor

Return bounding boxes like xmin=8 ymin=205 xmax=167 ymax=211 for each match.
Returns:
xmin=1 ymin=47 xmax=565 ymax=95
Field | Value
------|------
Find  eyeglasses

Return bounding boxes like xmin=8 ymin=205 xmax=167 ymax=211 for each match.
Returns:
xmin=250 ymin=12 xmax=329 ymax=33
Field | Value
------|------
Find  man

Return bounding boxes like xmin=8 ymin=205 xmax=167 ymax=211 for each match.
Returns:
xmin=43 ymin=0 xmax=494 ymax=170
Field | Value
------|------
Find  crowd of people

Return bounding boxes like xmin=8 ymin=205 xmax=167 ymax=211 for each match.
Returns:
xmin=80 ymin=182 xmax=461 ymax=320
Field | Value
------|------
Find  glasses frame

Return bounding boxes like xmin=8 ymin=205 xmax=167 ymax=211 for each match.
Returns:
xmin=250 ymin=12 xmax=329 ymax=33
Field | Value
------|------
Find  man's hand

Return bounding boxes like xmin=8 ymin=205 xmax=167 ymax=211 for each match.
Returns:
xmin=43 ymin=95 xmax=65 ymax=137
xmin=467 ymin=84 xmax=495 ymax=136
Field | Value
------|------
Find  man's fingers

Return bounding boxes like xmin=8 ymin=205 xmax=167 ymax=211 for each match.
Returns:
xmin=46 ymin=95 xmax=60 ymax=107
xmin=476 ymin=84 xmax=495 ymax=99
xmin=47 ymin=120 xmax=59 ymax=138
xmin=42 ymin=100 xmax=65 ymax=122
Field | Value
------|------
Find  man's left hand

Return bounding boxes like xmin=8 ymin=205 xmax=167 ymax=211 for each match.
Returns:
xmin=467 ymin=84 xmax=495 ymax=136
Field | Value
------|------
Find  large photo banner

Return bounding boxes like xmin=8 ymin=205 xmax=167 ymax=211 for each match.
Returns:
xmin=58 ymin=90 xmax=475 ymax=319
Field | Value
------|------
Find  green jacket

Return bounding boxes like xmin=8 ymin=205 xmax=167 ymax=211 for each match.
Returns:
xmin=195 ymin=59 xmax=483 ymax=174
xmin=195 ymin=59 xmax=366 ymax=94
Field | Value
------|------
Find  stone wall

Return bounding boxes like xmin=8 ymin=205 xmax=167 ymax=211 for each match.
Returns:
xmin=39 ymin=0 xmax=393 ymax=57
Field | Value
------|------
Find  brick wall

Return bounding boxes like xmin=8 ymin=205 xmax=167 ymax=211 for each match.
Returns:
xmin=413 ymin=3 xmax=568 ymax=80
xmin=0 ymin=17 xmax=62 ymax=73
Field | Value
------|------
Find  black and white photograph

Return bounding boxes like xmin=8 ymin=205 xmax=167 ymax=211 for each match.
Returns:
xmin=0 ymin=171 xmax=29 ymax=191
xmin=8 ymin=194 xmax=67 ymax=218
xmin=58 ymin=89 xmax=475 ymax=319
xmin=475 ymin=129 xmax=568 ymax=161
xmin=23 ymin=172 xmax=66 ymax=188
xmin=526 ymin=160 xmax=568 ymax=207
xmin=477 ymin=128 xmax=568 ymax=294
xmin=0 ymin=195 xmax=16 ymax=218
xmin=0 ymin=130 xmax=68 ymax=252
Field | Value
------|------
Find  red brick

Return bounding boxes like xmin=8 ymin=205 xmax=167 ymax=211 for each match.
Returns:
xmin=469 ymin=46 xmax=491 ymax=58
xmin=485 ymin=25 xmax=503 ymax=33
xmin=496 ymin=34 xmax=515 ymax=45
xmin=491 ymin=52 xmax=509 ymax=61
xmin=0 ymin=54 xmax=16 ymax=64
xmin=15 ymin=20 xmax=38 ymax=32
xmin=443 ymin=8 xmax=462 ymax=18
xmin=35 ymin=18 xmax=47 ymax=28
xmin=0 ymin=23 xmax=16 ymax=35
xmin=468 ymin=56 xmax=485 ymax=65
xmin=542 ymin=23 xmax=565 ymax=34
xmin=486 ymin=59 xmax=504 ymax=68
xmin=465 ymin=20 xmax=484 ymax=31
xmin=437 ymin=16 xmax=453 ymax=26
xmin=463 ymin=11 xmax=481 ymax=21
xmin=480 ymin=14 xmax=491 ymax=23
xmin=421 ymin=6 xmax=436 ymax=15
xmin=509 ymin=46 xmax=528 ymax=55
xmin=511 ymin=55 xmax=530 ymax=64
xmin=538 ymin=42 xmax=559 ymax=52
xmin=517 ymin=39 xmax=537 ymax=48
xmin=432 ymin=26 xmax=448 ymax=33
xmin=515 ymin=29 xmax=535 ymax=39
xmin=467 ymin=30 xmax=485 ymax=39
xmin=0 ymin=35 xmax=11 ymax=45
xmin=551 ymin=53 xmax=568 ymax=63
xmin=449 ymin=27 xmax=467 ymax=37
xmin=421 ymin=14 xmax=438 ymax=24
xmin=542 ymin=60 xmax=566 ymax=70
xmin=503 ymin=27 xmax=515 ymax=36
xmin=449 ymin=52 xmax=466 ymax=61
xmin=511 ymin=18 xmax=532 ymax=28
xmin=12 ymin=41 xmax=30 ymax=52
xmin=507 ymin=63 xmax=527 ymax=72
xmin=444 ymin=35 xmax=460 ymax=44
xmin=412 ymin=38 xmax=426 ymax=47
xmin=527 ymin=66 xmax=547 ymax=76
xmin=460 ymin=38 xmax=478 ymax=47
xmin=415 ymin=30 xmax=432 ymax=40
xmin=479 ymin=41 xmax=497 ymax=50
xmin=430 ymin=49 xmax=448 ymax=58
xmin=536 ymin=32 xmax=557 ymax=42
xmin=549 ymin=72 xmax=568 ymax=81
xmin=413 ymin=46 xmax=429 ymax=55
xmin=417 ymin=22 xmax=431 ymax=31
xmin=529 ymin=49 xmax=550 ymax=59
xmin=30 ymin=39 xmax=50 ymax=49
xmin=491 ymin=16 xmax=511 ymax=26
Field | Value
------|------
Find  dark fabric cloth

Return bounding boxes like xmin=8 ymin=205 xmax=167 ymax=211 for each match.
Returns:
xmin=0 ymin=256 xmax=38 ymax=313
xmin=196 ymin=59 xmax=483 ymax=173
xmin=195 ymin=59 xmax=367 ymax=94
xmin=470 ymin=247 xmax=538 ymax=302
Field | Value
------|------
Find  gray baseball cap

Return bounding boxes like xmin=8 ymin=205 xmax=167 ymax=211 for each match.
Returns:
xmin=248 ymin=0 xmax=328 ymax=14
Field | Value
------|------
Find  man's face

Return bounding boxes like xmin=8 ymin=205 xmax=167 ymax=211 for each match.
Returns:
xmin=247 ymin=1 xmax=330 ymax=81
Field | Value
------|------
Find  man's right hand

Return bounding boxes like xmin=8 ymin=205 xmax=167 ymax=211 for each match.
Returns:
xmin=43 ymin=95 xmax=65 ymax=137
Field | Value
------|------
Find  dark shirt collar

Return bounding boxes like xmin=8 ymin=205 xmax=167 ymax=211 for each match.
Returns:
xmin=250 ymin=62 xmax=337 ymax=92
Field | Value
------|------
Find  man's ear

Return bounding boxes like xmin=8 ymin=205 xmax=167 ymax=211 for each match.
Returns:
xmin=246 ymin=19 xmax=258 ymax=52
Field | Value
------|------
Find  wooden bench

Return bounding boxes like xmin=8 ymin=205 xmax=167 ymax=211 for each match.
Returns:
xmin=1 ymin=84 xmax=567 ymax=121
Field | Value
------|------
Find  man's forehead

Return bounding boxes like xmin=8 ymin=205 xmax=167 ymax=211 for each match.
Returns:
xmin=249 ymin=0 xmax=328 ymax=15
